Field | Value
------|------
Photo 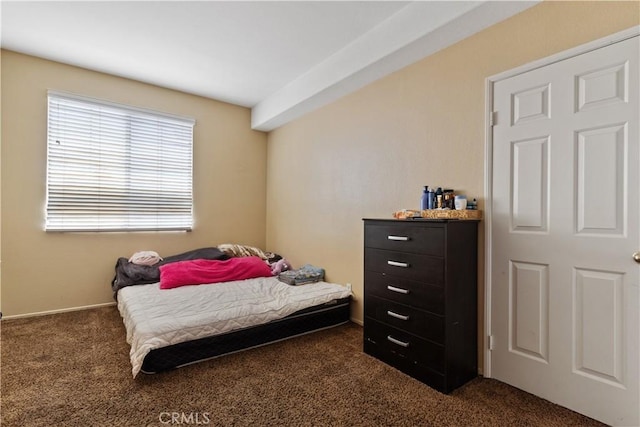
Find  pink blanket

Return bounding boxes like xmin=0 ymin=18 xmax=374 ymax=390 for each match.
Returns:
xmin=159 ymin=256 xmax=273 ymax=289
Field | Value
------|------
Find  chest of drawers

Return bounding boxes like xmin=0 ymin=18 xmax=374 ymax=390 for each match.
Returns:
xmin=363 ymin=218 xmax=478 ymax=393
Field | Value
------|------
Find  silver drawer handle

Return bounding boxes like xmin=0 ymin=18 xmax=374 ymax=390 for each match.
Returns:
xmin=387 ymin=310 xmax=410 ymax=321
xmin=387 ymin=235 xmax=409 ymax=241
xmin=387 ymin=285 xmax=409 ymax=294
xmin=387 ymin=335 xmax=410 ymax=348
xmin=387 ymin=260 xmax=409 ymax=268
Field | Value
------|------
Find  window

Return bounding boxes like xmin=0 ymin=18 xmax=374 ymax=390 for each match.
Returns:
xmin=46 ymin=91 xmax=194 ymax=232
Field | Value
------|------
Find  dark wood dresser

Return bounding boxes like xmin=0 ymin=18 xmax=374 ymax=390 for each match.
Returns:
xmin=363 ymin=218 xmax=478 ymax=393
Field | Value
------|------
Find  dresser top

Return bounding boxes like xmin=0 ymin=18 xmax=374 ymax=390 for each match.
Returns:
xmin=363 ymin=218 xmax=479 ymax=223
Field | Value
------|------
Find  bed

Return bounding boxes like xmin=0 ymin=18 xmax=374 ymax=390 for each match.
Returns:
xmin=113 ymin=247 xmax=352 ymax=377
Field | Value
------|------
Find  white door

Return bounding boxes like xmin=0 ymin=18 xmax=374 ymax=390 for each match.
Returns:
xmin=491 ymin=35 xmax=639 ymax=426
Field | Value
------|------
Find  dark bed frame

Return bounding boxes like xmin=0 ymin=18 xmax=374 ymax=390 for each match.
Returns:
xmin=140 ymin=296 xmax=351 ymax=374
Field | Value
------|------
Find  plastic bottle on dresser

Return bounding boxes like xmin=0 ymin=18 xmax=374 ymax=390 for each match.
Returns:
xmin=427 ymin=187 xmax=435 ymax=209
xmin=420 ymin=186 xmax=429 ymax=210
xmin=435 ymin=187 xmax=443 ymax=208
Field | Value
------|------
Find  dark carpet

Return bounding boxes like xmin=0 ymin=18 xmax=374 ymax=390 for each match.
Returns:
xmin=1 ymin=306 xmax=604 ymax=427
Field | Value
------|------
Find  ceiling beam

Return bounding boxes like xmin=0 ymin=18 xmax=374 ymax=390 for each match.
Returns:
xmin=251 ymin=1 xmax=539 ymax=132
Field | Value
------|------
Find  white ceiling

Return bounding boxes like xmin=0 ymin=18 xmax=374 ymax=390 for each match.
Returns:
xmin=0 ymin=1 xmax=538 ymax=131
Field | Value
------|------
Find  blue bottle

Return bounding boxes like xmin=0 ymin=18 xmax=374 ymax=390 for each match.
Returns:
xmin=420 ymin=186 xmax=429 ymax=210
xmin=427 ymin=187 xmax=435 ymax=209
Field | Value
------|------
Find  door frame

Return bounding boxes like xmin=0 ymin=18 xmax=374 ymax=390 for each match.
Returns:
xmin=483 ymin=25 xmax=640 ymax=378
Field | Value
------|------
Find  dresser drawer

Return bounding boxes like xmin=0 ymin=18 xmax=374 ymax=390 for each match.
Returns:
xmin=364 ymin=294 xmax=444 ymax=343
xmin=365 ymin=248 xmax=444 ymax=284
xmin=363 ymin=319 xmax=444 ymax=374
xmin=364 ymin=270 xmax=444 ymax=314
xmin=364 ymin=339 xmax=446 ymax=392
xmin=364 ymin=223 xmax=444 ymax=256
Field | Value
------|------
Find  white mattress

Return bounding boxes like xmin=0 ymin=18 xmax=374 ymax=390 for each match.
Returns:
xmin=117 ymin=276 xmax=352 ymax=377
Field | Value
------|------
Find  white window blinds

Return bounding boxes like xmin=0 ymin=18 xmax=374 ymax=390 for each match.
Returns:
xmin=46 ymin=92 xmax=194 ymax=232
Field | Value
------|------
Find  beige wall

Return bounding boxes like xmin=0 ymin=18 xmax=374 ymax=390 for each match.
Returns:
xmin=265 ymin=0 xmax=639 ymax=366
xmin=1 ymin=50 xmax=268 ymax=317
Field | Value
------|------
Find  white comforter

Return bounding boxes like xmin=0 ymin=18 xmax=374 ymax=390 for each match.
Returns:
xmin=117 ymin=277 xmax=352 ymax=377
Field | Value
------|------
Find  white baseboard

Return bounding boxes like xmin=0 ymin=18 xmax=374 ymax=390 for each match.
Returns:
xmin=2 ymin=302 xmax=116 ymax=320
xmin=350 ymin=317 xmax=363 ymax=326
